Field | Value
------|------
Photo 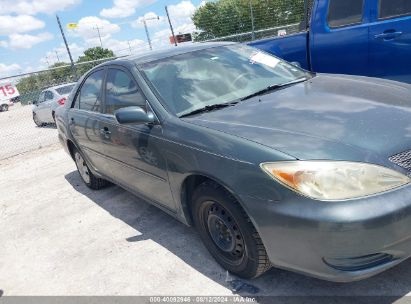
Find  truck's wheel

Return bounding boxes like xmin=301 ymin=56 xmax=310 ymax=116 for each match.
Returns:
xmin=192 ymin=181 xmax=271 ymax=279
xmin=1 ymin=104 xmax=8 ymax=112
xmin=73 ymin=148 xmax=109 ymax=190
xmin=33 ymin=113 xmax=43 ymax=127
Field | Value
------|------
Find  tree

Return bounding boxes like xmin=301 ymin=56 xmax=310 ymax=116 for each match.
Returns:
xmin=192 ymin=0 xmax=304 ymax=41
xmin=76 ymin=47 xmax=116 ymax=75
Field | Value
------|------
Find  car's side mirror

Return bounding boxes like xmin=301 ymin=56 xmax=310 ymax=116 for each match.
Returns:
xmin=114 ymin=106 xmax=155 ymax=125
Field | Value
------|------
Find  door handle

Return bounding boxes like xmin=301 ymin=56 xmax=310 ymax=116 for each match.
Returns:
xmin=100 ymin=127 xmax=111 ymax=136
xmin=374 ymin=31 xmax=403 ymax=40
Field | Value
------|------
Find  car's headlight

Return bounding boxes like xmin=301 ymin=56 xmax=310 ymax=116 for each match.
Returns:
xmin=260 ymin=161 xmax=410 ymax=201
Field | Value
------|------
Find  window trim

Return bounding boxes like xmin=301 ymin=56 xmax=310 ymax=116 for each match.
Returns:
xmin=103 ymin=65 xmax=148 ymax=116
xmin=327 ymin=0 xmax=365 ymax=29
xmin=378 ymin=0 xmax=411 ymax=20
xmin=72 ymin=68 xmax=106 ymax=113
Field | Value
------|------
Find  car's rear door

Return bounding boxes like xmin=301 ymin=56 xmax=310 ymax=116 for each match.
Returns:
xmin=99 ymin=66 xmax=176 ymax=211
xmin=310 ymin=0 xmax=370 ymax=76
xmin=68 ymin=68 xmax=111 ymax=174
xmin=368 ymin=0 xmax=411 ymax=83
xmin=36 ymin=91 xmax=54 ymax=122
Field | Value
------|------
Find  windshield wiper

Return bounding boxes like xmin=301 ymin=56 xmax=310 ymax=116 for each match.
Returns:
xmin=240 ymin=77 xmax=308 ymax=101
xmin=180 ymin=101 xmax=238 ymax=118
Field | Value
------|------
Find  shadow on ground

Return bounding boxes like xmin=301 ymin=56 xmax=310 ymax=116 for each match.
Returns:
xmin=65 ymin=170 xmax=411 ymax=302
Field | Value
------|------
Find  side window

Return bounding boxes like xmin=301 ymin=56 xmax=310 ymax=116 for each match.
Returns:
xmin=45 ymin=91 xmax=54 ymax=100
xmin=105 ymin=68 xmax=146 ymax=115
xmin=75 ymin=70 xmax=104 ymax=112
xmin=328 ymin=0 xmax=364 ymax=28
xmin=380 ymin=0 xmax=411 ymax=19
xmin=38 ymin=92 xmax=45 ymax=103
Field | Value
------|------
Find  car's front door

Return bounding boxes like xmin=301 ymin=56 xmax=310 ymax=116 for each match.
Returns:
xmin=68 ymin=69 xmax=110 ymax=174
xmin=99 ymin=66 xmax=176 ymax=211
xmin=368 ymin=0 xmax=411 ymax=83
xmin=310 ymin=0 xmax=370 ymax=76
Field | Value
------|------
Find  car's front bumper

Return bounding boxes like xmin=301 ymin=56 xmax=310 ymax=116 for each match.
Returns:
xmin=239 ymin=184 xmax=411 ymax=282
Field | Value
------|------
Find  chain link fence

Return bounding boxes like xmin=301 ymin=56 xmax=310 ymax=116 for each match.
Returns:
xmin=0 ymin=0 xmax=309 ymax=160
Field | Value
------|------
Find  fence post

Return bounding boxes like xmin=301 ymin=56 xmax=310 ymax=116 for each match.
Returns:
xmin=249 ymin=0 xmax=255 ymax=41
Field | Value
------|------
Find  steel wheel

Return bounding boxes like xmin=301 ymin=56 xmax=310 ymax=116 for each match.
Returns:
xmin=75 ymin=151 xmax=90 ymax=184
xmin=205 ymin=201 xmax=245 ymax=263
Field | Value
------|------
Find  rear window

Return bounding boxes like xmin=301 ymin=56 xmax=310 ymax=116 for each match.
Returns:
xmin=56 ymin=84 xmax=75 ymax=95
xmin=328 ymin=0 xmax=364 ymax=28
xmin=379 ymin=0 xmax=411 ymax=19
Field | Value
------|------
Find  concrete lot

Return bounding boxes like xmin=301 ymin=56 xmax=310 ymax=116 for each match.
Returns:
xmin=2 ymin=107 xmax=411 ymax=299
xmin=0 ymin=103 xmax=58 ymax=160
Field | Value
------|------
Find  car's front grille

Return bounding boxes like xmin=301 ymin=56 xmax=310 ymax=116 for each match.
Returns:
xmin=389 ymin=150 xmax=411 ymax=171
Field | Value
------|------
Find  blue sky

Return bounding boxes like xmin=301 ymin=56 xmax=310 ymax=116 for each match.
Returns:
xmin=0 ymin=0 xmax=205 ymax=78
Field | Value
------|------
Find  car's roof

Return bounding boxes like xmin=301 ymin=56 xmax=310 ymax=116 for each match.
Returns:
xmin=48 ymin=82 xmax=77 ymax=90
xmin=107 ymin=42 xmax=236 ymax=66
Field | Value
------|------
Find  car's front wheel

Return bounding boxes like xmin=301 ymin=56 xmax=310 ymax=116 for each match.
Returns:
xmin=1 ymin=104 xmax=8 ymax=112
xmin=73 ymin=148 xmax=109 ymax=190
xmin=33 ymin=113 xmax=43 ymax=127
xmin=192 ymin=181 xmax=271 ymax=279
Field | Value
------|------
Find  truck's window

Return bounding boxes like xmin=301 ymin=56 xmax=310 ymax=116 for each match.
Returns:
xmin=379 ymin=0 xmax=411 ymax=19
xmin=105 ymin=68 xmax=146 ymax=115
xmin=74 ymin=70 xmax=104 ymax=112
xmin=328 ymin=0 xmax=364 ymax=28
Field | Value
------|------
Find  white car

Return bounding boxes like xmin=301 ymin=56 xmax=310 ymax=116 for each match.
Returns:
xmin=32 ymin=83 xmax=76 ymax=126
xmin=0 ymin=99 xmax=14 ymax=112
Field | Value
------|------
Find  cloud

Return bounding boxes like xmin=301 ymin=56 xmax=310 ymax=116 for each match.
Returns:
xmin=0 ymin=15 xmax=45 ymax=35
xmin=8 ymin=32 xmax=53 ymax=49
xmin=0 ymin=63 xmax=22 ymax=77
xmin=100 ymin=0 xmax=156 ymax=19
xmin=168 ymin=0 xmax=196 ymax=21
xmin=0 ymin=41 xmax=8 ymax=48
xmin=0 ymin=0 xmax=80 ymax=15
xmin=42 ymin=43 xmax=85 ymax=65
xmin=108 ymin=39 xmax=149 ymax=56
xmin=69 ymin=16 xmax=121 ymax=47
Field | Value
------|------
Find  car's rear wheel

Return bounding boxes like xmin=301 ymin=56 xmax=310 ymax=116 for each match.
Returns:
xmin=1 ymin=104 xmax=8 ymax=112
xmin=192 ymin=181 xmax=271 ymax=279
xmin=73 ymin=148 xmax=109 ymax=190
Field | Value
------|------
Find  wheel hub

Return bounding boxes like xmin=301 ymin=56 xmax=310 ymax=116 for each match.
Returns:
xmin=75 ymin=152 xmax=90 ymax=184
xmin=206 ymin=203 xmax=244 ymax=257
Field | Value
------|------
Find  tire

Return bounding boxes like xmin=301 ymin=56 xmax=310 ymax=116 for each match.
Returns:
xmin=192 ymin=181 xmax=271 ymax=279
xmin=33 ymin=113 xmax=43 ymax=127
xmin=73 ymin=147 xmax=109 ymax=190
xmin=1 ymin=104 xmax=8 ymax=112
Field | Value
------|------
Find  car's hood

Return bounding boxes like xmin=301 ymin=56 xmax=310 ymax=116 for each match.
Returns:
xmin=183 ymin=74 xmax=411 ymax=161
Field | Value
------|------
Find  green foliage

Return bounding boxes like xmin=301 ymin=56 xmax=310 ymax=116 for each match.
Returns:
xmin=192 ymin=0 xmax=305 ymax=41
xmin=16 ymin=47 xmax=116 ymax=103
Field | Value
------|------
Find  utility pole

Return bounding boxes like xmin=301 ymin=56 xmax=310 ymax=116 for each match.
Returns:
xmin=55 ymin=50 xmax=60 ymax=63
xmin=165 ymin=6 xmax=177 ymax=47
xmin=140 ymin=15 xmax=159 ymax=51
xmin=93 ymin=25 xmax=103 ymax=48
xmin=249 ymin=0 xmax=255 ymax=41
xmin=127 ymin=41 xmax=132 ymax=54
xmin=56 ymin=15 xmax=76 ymax=75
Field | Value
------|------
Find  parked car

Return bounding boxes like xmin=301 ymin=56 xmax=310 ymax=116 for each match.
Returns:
xmin=32 ymin=83 xmax=76 ymax=126
xmin=56 ymin=42 xmax=411 ymax=282
xmin=250 ymin=0 xmax=411 ymax=83
xmin=0 ymin=99 xmax=14 ymax=112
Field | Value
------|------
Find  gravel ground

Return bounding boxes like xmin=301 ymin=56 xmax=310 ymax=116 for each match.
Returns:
xmin=0 ymin=103 xmax=58 ymax=160
xmin=2 ymin=109 xmax=411 ymax=300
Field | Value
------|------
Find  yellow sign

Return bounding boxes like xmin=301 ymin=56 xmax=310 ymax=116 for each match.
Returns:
xmin=67 ymin=23 xmax=78 ymax=29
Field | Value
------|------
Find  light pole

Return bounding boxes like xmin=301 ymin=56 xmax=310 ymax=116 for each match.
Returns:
xmin=140 ymin=15 xmax=159 ymax=51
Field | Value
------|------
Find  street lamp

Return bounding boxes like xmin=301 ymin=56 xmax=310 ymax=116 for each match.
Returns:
xmin=140 ymin=15 xmax=160 ymax=51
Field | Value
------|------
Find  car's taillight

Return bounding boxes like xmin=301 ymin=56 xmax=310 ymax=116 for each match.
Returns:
xmin=57 ymin=97 xmax=66 ymax=105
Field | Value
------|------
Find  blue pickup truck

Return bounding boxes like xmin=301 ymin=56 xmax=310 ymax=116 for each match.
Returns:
xmin=250 ymin=0 xmax=411 ymax=83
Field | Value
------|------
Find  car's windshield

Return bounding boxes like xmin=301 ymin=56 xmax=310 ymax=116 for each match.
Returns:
xmin=138 ymin=44 xmax=309 ymax=117
xmin=56 ymin=84 xmax=75 ymax=95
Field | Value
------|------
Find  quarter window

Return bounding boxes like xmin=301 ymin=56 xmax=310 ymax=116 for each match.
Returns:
xmin=328 ymin=0 xmax=364 ymax=28
xmin=75 ymin=70 xmax=104 ymax=112
xmin=45 ymin=91 xmax=54 ymax=100
xmin=105 ymin=68 xmax=146 ymax=115
xmin=379 ymin=0 xmax=411 ymax=19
